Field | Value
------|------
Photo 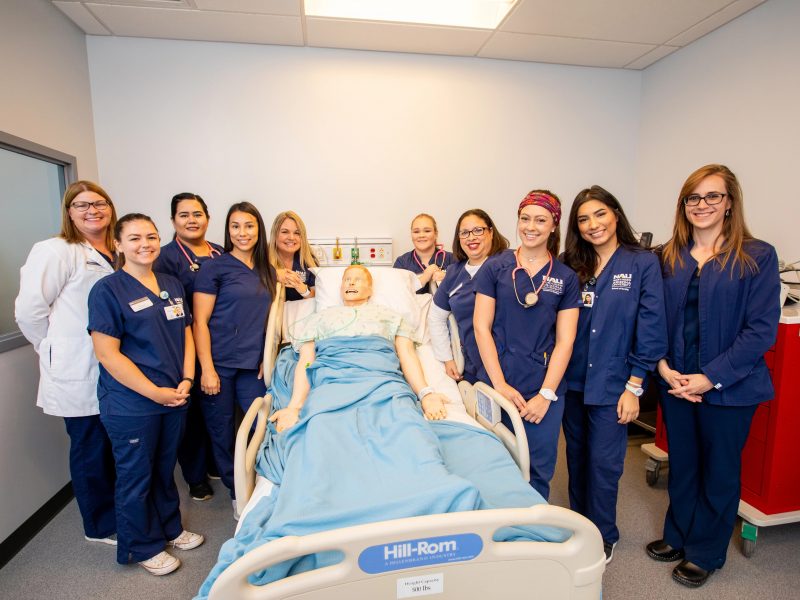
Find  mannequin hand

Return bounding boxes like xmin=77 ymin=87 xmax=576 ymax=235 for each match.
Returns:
xmin=617 ymin=390 xmax=640 ymax=424
xmin=520 ymin=394 xmax=551 ymax=424
xmin=495 ymin=382 xmax=526 ymax=411
xmin=422 ymin=393 xmax=448 ymax=420
xmin=152 ymin=386 xmax=189 ymax=407
xmin=201 ymin=369 xmax=221 ymax=395
xmin=269 ymin=407 xmax=300 ymax=432
xmin=668 ymin=373 xmax=712 ymax=402
xmin=444 ymin=360 xmax=462 ymax=381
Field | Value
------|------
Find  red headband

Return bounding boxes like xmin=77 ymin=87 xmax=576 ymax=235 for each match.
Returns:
xmin=518 ymin=191 xmax=561 ymax=226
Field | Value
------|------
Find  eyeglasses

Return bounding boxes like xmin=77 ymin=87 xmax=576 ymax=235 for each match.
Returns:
xmin=683 ymin=192 xmax=726 ymax=206
xmin=458 ymin=226 xmax=488 ymax=239
xmin=70 ymin=200 xmax=111 ymax=212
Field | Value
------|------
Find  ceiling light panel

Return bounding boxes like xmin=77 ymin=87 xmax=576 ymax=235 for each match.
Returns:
xmin=305 ymin=0 xmax=517 ymax=30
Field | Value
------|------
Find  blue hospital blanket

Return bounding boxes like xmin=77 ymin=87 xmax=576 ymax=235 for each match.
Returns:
xmin=195 ymin=336 xmax=568 ymax=599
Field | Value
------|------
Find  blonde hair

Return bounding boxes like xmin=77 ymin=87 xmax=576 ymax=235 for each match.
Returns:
xmin=662 ymin=164 xmax=757 ymax=277
xmin=268 ymin=211 xmax=318 ymax=271
xmin=411 ymin=213 xmax=438 ymax=233
xmin=59 ymin=180 xmax=117 ymax=250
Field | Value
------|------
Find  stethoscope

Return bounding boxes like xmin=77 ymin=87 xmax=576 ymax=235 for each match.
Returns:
xmin=512 ymin=248 xmax=553 ymax=308
xmin=176 ymin=238 xmax=221 ymax=272
xmin=412 ymin=246 xmax=447 ymax=271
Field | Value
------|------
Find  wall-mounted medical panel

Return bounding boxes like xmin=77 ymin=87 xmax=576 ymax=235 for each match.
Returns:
xmin=310 ymin=237 xmax=393 ymax=267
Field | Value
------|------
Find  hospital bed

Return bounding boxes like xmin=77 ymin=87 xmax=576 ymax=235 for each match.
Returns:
xmin=208 ymin=267 xmax=604 ymax=600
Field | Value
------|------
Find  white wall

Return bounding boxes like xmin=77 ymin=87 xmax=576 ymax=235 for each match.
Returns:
xmin=636 ymin=0 xmax=799 ymax=260
xmin=87 ymin=37 xmax=642 ymax=254
xmin=0 ymin=0 xmax=98 ymax=542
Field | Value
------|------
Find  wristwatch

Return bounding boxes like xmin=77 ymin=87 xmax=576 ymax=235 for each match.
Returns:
xmin=625 ymin=381 xmax=644 ymax=397
xmin=539 ymin=388 xmax=558 ymax=402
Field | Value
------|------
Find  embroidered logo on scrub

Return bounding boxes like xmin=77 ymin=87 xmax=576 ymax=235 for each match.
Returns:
xmin=129 ymin=438 xmax=140 ymax=444
xmin=358 ymin=533 xmax=483 ymax=574
xmin=541 ymin=276 xmax=564 ymax=295
xmin=611 ymin=273 xmax=633 ymax=291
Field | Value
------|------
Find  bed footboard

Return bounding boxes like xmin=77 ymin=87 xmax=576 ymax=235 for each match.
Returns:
xmin=208 ymin=505 xmax=604 ymax=600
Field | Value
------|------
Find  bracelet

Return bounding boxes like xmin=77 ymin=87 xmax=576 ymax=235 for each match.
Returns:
xmin=418 ymin=386 xmax=435 ymax=401
xmin=626 ymin=380 xmax=642 ymax=388
xmin=181 ymin=377 xmax=194 ymax=385
xmin=300 ymin=287 xmax=312 ymax=298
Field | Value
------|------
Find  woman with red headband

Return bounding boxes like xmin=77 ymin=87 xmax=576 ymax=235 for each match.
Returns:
xmin=473 ymin=190 xmax=581 ymax=499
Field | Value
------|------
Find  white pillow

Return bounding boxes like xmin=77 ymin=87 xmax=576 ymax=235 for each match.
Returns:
xmin=312 ymin=266 xmax=422 ymax=332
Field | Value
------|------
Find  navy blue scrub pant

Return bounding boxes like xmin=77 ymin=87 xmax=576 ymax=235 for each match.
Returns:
xmin=101 ymin=409 xmax=186 ymax=564
xmin=63 ymin=415 xmax=116 ymax=539
xmin=501 ymin=394 xmax=565 ymax=500
xmin=660 ymin=391 xmax=758 ymax=571
xmin=562 ymin=391 xmax=627 ymax=544
xmin=199 ymin=367 xmax=265 ymax=498
xmin=176 ymin=385 xmax=214 ymax=486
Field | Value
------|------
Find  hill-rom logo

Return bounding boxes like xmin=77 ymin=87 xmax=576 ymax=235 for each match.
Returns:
xmin=358 ymin=533 xmax=483 ymax=574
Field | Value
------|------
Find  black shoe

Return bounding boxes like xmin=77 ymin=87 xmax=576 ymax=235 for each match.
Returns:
xmin=189 ymin=481 xmax=214 ymax=501
xmin=646 ymin=539 xmax=685 ymax=562
xmin=604 ymin=541 xmax=617 ymax=564
xmin=672 ymin=560 xmax=714 ymax=588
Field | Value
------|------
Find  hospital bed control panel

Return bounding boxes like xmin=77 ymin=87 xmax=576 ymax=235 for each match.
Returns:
xmin=310 ymin=237 xmax=393 ymax=267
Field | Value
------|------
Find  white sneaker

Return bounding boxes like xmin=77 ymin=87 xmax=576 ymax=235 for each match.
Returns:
xmin=168 ymin=530 xmax=205 ymax=550
xmin=232 ymin=499 xmax=240 ymax=521
xmin=85 ymin=534 xmax=117 ymax=546
xmin=139 ymin=551 xmax=181 ymax=576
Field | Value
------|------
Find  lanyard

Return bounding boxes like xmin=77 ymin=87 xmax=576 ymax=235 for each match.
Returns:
xmin=413 ymin=247 xmax=446 ymax=271
xmin=511 ymin=248 xmax=553 ymax=308
xmin=176 ymin=238 xmax=221 ymax=272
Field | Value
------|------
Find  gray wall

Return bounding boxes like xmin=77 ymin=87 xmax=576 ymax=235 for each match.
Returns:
xmin=0 ymin=0 xmax=99 ymax=542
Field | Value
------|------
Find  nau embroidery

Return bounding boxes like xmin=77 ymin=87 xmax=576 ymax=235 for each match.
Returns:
xmin=611 ymin=273 xmax=632 ymax=291
xmin=541 ymin=276 xmax=564 ymax=295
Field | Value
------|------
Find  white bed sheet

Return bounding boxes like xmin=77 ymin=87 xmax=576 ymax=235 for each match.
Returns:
xmin=236 ymin=340 xmax=481 ymax=532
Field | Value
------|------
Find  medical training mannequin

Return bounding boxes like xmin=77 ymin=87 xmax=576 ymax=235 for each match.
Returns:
xmin=268 ymin=211 xmax=318 ymax=301
xmin=270 ymin=265 xmax=448 ymax=432
xmin=393 ymin=214 xmax=454 ymax=294
xmin=428 ymin=209 xmax=509 ymax=384
xmin=88 ymin=213 xmax=204 ymax=576
xmin=473 ymin=190 xmax=581 ymax=499
xmin=153 ymin=192 xmax=223 ymax=502
xmin=15 ymin=180 xmax=118 ymax=548
xmin=193 ymin=202 xmax=275 ymax=516
xmin=562 ymin=186 xmax=667 ymax=564
xmin=646 ymin=164 xmax=780 ymax=588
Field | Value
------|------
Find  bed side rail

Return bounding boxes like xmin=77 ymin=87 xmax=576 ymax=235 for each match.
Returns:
xmin=234 ymin=393 xmax=272 ymax=515
xmin=460 ymin=382 xmax=530 ymax=482
xmin=262 ymin=282 xmax=285 ymax=389
xmin=209 ymin=505 xmax=604 ymax=600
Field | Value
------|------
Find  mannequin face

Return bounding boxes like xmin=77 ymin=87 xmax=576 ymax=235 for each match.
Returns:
xmin=341 ymin=267 xmax=373 ymax=306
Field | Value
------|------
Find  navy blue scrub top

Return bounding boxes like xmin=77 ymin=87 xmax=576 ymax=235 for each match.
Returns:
xmin=565 ymin=247 xmax=667 ymax=405
xmin=474 ymin=249 xmax=581 ymax=398
xmin=153 ymin=239 xmax=223 ymax=300
xmin=661 ymin=239 xmax=781 ymax=406
xmin=683 ymin=271 xmax=701 ymax=375
xmin=88 ymin=270 xmax=191 ymax=417
xmin=193 ymin=252 xmax=271 ymax=370
xmin=284 ymin=252 xmax=317 ymax=302
xmin=433 ymin=259 xmax=487 ymax=379
xmin=393 ymin=249 xmax=454 ymax=294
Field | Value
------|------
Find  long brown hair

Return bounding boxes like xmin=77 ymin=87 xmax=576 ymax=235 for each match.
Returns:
xmin=451 ymin=209 xmax=509 ymax=262
xmin=59 ymin=180 xmax=117 ymax=250
xmin=564 ymin=185 xmax=640 ymax=285
xmin=662 ymin=164 xmax=757 ymax=276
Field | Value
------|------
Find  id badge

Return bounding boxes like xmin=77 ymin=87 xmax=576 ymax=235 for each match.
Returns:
xmin=164 ymin=303 xmax=185 ymax=320
xmin=129 ymin=297 xmax=154 ymax=312
xmin=582 ymin=291 xmax=595 ymax=308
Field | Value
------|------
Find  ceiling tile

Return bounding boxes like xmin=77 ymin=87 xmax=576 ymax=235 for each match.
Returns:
xmin=53 ymin=1 xmax=111 ymax=35
xmin=307 ymin=18 xmax=492 ymax=57
xmin=501 ymin=0 xmax=732 ymax=45
xmin=624 ymin=45 xmax=679 ymax=70
xmin=480 ymin=31 xmax=655 ymax=68
xmin=666 ymin=0 xmax=766 ymax=46
xmin=85 ymin=3 xmax=303 ymax=45
xmin=193 ymin=0 xmax=301 ymax=17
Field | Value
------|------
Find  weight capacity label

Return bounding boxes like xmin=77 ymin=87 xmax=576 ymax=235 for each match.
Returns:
xmin=397 ymin=573 xmax=444 ymax=598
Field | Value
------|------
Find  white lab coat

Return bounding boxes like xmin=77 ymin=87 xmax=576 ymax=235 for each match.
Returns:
xmin=15 ymin=238 xmax=114 ymax=417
